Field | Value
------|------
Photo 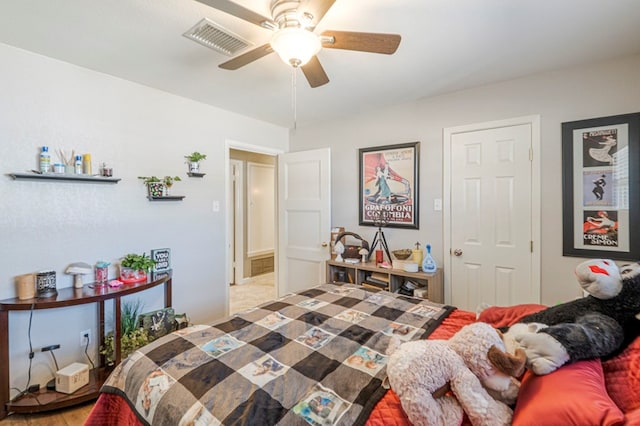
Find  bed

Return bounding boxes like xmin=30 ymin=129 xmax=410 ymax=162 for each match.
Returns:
xmin=85 ymin=283 xmax=640 ymax=426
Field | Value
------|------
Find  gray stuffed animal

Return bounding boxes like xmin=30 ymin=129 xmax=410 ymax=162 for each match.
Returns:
xmin=503 ymin=259 xmax=640 ymax=375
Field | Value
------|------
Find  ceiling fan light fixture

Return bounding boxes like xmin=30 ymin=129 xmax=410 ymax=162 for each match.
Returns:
xmin=270 ymin=27 xmax=321 ymax=67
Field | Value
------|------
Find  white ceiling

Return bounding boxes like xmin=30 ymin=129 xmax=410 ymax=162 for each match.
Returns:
xmin=1 ymin=0 xmax=640 ymax=128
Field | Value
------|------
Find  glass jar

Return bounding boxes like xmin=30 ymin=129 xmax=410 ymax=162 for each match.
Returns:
xmin=95 ymin=261 xmax=110 ymax=286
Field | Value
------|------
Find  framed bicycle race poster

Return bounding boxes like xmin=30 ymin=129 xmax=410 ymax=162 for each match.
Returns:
xmin=562 ymin=112 xmax=640 ymax=260
xmin=358 ymin=141 xmax=420 ymax=229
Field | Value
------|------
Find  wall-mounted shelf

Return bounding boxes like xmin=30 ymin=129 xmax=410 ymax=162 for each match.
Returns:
xmin=147 ymin=195 xmax=185 ymax=201
xmin=187 ymin=172 xmax=205 ymax=178
xmin=9 ymin=172 xmax=120 ymax=183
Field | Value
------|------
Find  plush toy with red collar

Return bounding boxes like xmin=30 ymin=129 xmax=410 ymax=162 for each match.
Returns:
xmin=503 ymin=259 xmax=640 ymax=375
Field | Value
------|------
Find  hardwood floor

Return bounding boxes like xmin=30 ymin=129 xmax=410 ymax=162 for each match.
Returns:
xmin=0 ymin=401 xmax=94 ymax=425
xmin=1 ymin=273 xmax=276 ymax=425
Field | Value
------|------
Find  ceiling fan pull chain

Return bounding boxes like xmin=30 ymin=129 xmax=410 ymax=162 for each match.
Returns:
xmin=291 ymin=67 xmax=297 ymax=130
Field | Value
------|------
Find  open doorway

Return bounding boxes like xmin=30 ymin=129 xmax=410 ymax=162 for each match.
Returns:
xmin=228 ymin=148 xmax=277 ymax=314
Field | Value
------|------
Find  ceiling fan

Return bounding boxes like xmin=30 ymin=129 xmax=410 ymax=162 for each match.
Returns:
xmin=195 ymin=0 xmax=401 ymax=88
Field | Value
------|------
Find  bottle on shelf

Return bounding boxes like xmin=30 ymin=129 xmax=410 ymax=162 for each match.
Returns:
xmin=83 ymin=153 xmax=92 ymax=175
xmin=39 ymin=146 xmax=51 ymax=173
xmin=412 ymin=241 xmax=423 ymax=265
xmin=74 ymin=155 xmax=83 ymax=174
xmin=422 ymin=244 xmax=437 ymax=273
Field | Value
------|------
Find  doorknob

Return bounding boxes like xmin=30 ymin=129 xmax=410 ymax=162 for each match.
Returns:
xmin=453 ymin=249 xmax=463 ymax=256
xmin=321 ymin=242 xmax=328 ymax=247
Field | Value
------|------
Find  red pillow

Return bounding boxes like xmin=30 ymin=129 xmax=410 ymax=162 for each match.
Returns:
xmin=602 ymin=336 xmax=640 ymax=413
xmin=477 ymin=304 xmax=546 ymax=328
xmin=513 ymin=359 xmax=624 ymax=426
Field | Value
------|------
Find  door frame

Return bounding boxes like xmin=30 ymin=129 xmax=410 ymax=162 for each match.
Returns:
xmin=442 ymin=115 xmax=541 ymax=305
xmin=228 ymin=159 xmax=244 ymax=285
xmin=225 ymin=139 xmax=283 ymax=316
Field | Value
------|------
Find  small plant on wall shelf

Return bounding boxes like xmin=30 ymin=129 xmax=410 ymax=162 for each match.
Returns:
xmin=138 ymin=175 xmax=181 ymax=197
xmin=185 ymin=152 xmax=207 ymax=162
xmin=184 ymin=151 xmax=207 ymax=174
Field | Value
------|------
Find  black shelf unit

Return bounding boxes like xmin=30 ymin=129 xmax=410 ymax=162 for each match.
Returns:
xmin=147 ymin=195 xmax=185 ymax=201
xmin=9 ymin=172 xmax=120 ymax=183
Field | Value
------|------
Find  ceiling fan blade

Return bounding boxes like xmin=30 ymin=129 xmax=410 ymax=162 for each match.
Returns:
xmin=301 ymin=56 xmax=329 ymax=88
xmin=195 ymin=0 xmax=274 ymax=28
xmin=299 ymin=0 xmax=336 ymax=28
xmin=321 ymin=30 xmax=401 ymax=54
xmin=219 ymin=44 xmax=273 ymax=70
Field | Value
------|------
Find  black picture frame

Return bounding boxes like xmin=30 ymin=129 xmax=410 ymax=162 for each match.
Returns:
xmin=562 ymin=112 xmax=640 ymax=260
xmin=359 ymin=142 xmax=420 ymax=229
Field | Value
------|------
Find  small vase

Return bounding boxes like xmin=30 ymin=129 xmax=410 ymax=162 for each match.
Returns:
xmin=147 ymin=182 xmax=164 ymax=198
xmin=188 ymin=161 xmax=200 ymax=173
xmin=120 ymin=267 xmax=147 ymax=283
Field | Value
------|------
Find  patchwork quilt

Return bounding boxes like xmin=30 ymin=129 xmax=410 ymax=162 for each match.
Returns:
xmin=101 ymin=283 xmax=454 ymax=425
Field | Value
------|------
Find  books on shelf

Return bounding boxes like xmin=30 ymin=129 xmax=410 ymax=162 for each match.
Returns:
xmin=369 ymin=272 xmax=390 ymax=283
xmin=361 ymin=281 xmax=389 ymax=290
xmin=366 ymin=276 xmax=388 ymax=287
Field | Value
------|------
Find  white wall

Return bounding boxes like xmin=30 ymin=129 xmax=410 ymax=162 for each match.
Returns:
xmin=291 ymin=54 xmax=640 ymax=307
xmin=0 ymin=43 xmax=288 ymax=396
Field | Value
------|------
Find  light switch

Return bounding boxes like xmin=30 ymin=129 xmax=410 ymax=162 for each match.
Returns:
xmin=212 ymin=200 xmax=220 ymax=212
xmin=434 ymin=198 xmax=442 ymax=211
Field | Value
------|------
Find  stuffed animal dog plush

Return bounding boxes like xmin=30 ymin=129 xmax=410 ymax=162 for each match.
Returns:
xmin=386 ymin=322 xmax=525 ymax=426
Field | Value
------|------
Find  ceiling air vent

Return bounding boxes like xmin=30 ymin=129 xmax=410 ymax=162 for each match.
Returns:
xmin=183 ymin=18 xmax=253 ymax=57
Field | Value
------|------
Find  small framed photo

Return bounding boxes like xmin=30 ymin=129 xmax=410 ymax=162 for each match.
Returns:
xmin=151 ymin=248 xmax=171 ymax=272
xmin=359 ymin=142 xmax=420 ymax=229
xmin=562 ymin=112 xmax=640 ymax=260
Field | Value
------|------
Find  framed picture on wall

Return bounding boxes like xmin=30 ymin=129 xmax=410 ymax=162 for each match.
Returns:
xmin=359 ymin=141 xmax=420 ymax=229
xmin=562 ymin=112 xmax=640 ymax=260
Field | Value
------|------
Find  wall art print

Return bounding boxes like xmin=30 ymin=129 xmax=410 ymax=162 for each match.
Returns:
xmin=562 ymin=112 xmax=640 ymax=260
xmin=359 ymin=142 xmax=419 ymax=229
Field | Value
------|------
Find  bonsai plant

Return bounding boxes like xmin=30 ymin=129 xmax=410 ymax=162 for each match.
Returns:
xmin=100 ymin=299 xmax=150 ymax=366
xmin=120 ymin=252 xmax=156 ymax=283
xmin=184 ymin=151 xmax=207 ymax=173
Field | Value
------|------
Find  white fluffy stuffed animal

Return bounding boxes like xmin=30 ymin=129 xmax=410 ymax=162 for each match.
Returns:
xmin=386 ymin=322 xmax=525 ymax=426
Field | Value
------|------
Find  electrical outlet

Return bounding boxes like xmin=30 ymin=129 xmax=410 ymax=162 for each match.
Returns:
xmin=80 ymin=329 xmax=91 ymax=347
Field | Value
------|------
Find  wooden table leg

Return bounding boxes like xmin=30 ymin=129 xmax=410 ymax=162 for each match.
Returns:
xmin=0 ymin=310 xmax=9 ymax=419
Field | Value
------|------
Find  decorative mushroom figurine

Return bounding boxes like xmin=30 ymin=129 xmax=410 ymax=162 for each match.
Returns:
xmin=334 ymin=241 xmax=345 ymax=262
xmin=359 ymin=248 xmax=369 ymax=263
xmin=65 ymin=262 xmax=93 ymax=289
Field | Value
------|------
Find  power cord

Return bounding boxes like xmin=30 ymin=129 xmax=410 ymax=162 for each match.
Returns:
xmin=48 ymin=350 xmax=59 ymax=371
xmin=25 ymin=302 xmax=35 ymax=391
xmin=84 ymin=334 xmax=95 ymax=370
xmin=11 ymin=303 xmax=36 ymax=402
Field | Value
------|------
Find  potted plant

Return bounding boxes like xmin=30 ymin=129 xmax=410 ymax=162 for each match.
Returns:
xmin=162 ymin=175 xmax=181 ymax=195
xmin=139 ymin=175 xmax=181 ymax=197
xmin=100 ymin=299 xmax=150 ymax=366
xmin=138 ymin=176 xmax=164 ymax=197
xmin=120 ymin=252 xmax=156 ymax=284
xmin=184 ymin=151 xmax=207 ymax=173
